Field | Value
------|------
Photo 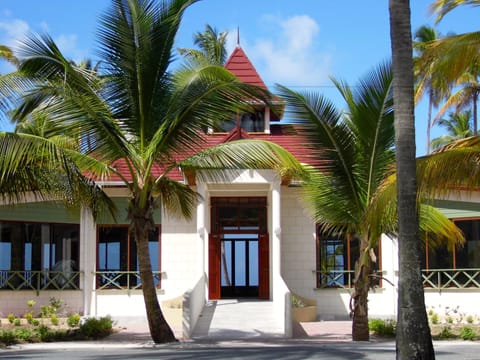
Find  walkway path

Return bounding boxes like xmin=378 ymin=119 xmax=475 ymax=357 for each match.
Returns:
xmin=192 ymin=299 xmax=284 ymax=340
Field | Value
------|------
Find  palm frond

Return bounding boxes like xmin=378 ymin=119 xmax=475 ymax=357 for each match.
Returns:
xmin=178 ymin=139 xmax=307 ymax=183
xmin=153 ymin=176 xmax=197 ymax=219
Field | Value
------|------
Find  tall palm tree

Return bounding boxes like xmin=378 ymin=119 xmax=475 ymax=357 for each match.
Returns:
xmin=178 ymin=24 xmax=228 ymax=66
xmin=278 ymin=63 xmax=394 ymax=341
xmin=413 ymin=25 xmax=449 ymax=154
xmin=389 ymin=0 xmax=435 ymax=358
xmin=436 ymin=69 xmax=480 ymax=134
xmin=0 ymin=0 xmax=304 ymax=343
xmin=431 ymin=110 xmax=473 ymax=149
xmin=276 ymin=62 xmax=462 ymax=342
xmin=416 ymin=1 xmax=480 ymax=134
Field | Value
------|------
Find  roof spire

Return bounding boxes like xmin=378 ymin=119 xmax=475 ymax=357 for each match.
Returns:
xmin=237 ymin=26 xmax=240 ymax=47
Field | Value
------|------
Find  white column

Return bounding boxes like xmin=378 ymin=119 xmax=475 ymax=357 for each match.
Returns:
xmin=80 ymin=207 xmax=97 ymax=317
xmin=196 ymin=183 xmax=208 ymax=299
xmin=271 ymin=180 xmax=282 ymax=296
xmin=264 ymin=107 xmax=271 ymax=134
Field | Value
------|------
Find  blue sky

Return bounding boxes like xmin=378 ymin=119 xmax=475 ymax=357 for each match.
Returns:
xmin=0 ymin=0 xmax=478 ymax=156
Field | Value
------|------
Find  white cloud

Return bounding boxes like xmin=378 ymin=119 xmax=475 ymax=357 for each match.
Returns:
xmin=246 ymin=14 xmax=332 ymax=88
xmin=0 ymin=18 xmax=30 ymax=47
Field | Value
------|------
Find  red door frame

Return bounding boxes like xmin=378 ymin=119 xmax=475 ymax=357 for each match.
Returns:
xmin=208 ymin=197 xmax=270 ymax=300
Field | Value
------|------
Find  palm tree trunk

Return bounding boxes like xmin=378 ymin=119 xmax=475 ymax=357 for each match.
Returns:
xmin=351 ymin=238 xmax=371 ymax=341
xmin=426 ymin=91 xmax=433 ymax=154
xmin=473 ymin=90 xmax=478 ymax=135
xmin=389 ymin=1 xmax=435 ymax=358
xmin=131 ymin=198 xmax=176 ymax=344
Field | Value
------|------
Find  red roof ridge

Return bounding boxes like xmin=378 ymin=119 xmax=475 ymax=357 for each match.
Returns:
xmin=225 ymin=46 xmax=267 ymax=89
xmin=220 ymin=126 xmax=252 ymax=143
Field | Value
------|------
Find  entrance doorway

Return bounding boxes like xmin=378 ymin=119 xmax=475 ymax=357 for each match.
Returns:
xmin=208 ymin=197 xmax=269 ymax=300
xmin=221 ymin=234 xmax=259 ymax=297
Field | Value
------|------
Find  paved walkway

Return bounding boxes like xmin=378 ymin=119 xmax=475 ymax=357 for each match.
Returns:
xmin=192 ymin=299 xmax=285 ymax=340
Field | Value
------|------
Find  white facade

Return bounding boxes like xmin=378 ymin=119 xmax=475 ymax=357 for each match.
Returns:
xmin=2 ymin=175 xmax=480 ymax=338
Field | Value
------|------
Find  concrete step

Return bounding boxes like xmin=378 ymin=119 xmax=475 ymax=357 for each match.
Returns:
xmin=192 ymin=299 xmax=284 ymax=340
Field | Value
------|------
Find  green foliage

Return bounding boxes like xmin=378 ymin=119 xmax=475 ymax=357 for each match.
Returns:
xmin=26 ymin=300 xmax=36 ymax=308
xmin=31 ymin=319 xmax=40 ymax=326
xmin=24 ymin=312 xmax=33 ymax=324
xmin=14 ymin=328 xmax=35 ymax=342
xmin=467 ymin=315 xmax=475 ymax=324
xmin=439 ymin=326 xmax=453 ymax=339
xmin=79 ymin=316 xmax=113 ymax=339
xmin=460 ymin=326 xmax=476 ymax=341
xmin=41 ymin=297 xmax=64 ymax=318
xmin=291 ymin=295 xmax=305 ymax=308
xmin=0 ymin=330 xmax=16 ymax=346
xmin=67 ymin=313 xmax=81 ymax=328
xmin=13 ymin=318 xmax=21 ymax=326
xmin=50 ymin=314 xmax=59 ymax=326
xmin=368 ymin=318 xmax=396 ymax=337
xmin=446 ymin=316 xmax=453 ymax=324
xmin=430 ymin=312 xmax=439 ymax=324
xmin=7 ymin=314 xmax=15 ymax=324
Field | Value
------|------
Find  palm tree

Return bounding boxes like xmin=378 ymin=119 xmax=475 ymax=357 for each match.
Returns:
xmin=0 ymin=45 xmax=19 ymax=70
xmin=436 ymin=69 xmax=480 ymax=134
xmin=431 ymin=110 xmax=473 ymax=149
xmin=413 ymin=25 xmax=449 ymax=154
xmin=0 ymin=0 xmax=304 ymax=343
xmin=276 ymin=61 xmax=462 ymax=342
xmin=178 ymin=24 xmax=228 ymax=66
xmin=416 ymin=1 xmax=480 ymax=135
xmin=389 ymin=0 xmax=435 ymax=358
xmin=431 ymin=0 xmax=480 ymax=23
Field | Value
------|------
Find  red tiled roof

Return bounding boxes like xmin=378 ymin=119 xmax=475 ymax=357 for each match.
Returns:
xmin=100 ymin=48 xmax=320 ymax=184
xmin=102 ymin=125 xmax=320 ymax=183
xmin=225 ymin=46 xmax=267 ymax=89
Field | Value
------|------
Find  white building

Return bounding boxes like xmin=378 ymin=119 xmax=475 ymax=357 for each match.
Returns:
xmin=1 ymin=46 xmax=480 ymax=338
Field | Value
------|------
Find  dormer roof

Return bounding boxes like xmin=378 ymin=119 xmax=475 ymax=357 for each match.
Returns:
xmin=224 ymin=46 xmax=267 ymax=89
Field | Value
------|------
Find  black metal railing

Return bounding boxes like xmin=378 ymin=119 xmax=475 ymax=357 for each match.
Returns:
xmin=0 ymin=270 xmax=81 ymax=291
xmin=422 ymin=268 xmax=480 ymax=289
xmin=95 ymin=271 xmax=163 ymax=290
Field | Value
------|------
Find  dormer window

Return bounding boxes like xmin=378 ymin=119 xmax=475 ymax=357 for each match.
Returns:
xmin=221 ymin=109 xmax=265 ymax=133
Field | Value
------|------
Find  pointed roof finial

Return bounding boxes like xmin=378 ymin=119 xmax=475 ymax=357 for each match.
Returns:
xmin=237 ymin=26 xmax=240 ymax=47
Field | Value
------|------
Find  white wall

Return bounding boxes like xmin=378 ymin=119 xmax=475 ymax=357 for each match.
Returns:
xmin=161 ymin=213 xmax=202 ymax=298
xmin=280 ymin=188 xmax=400 ymax=320
xmin=0 ymin=291 xmax=83 ymax=317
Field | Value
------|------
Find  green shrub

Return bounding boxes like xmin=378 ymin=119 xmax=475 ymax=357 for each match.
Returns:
xmin=446 ymin=316 xmax=453 ymax=324
xmin=13 ymin=318 xmax=21 ymax=326
xmin=67 ymin=313 xmax=81 ymax=328
xmin=430 ymin=313 xmax=439 ymax=324
xmin=368 ymin=318 xmax=396 ymax=337
xmin=7 ymin=314 xmax=15 ymax=324
xmin=50 ymin=314 xmax=59 ymax=326
xmin=466 ymin=315 xmax=475 ymax=324
xmin=14 ymin=328 xmax=35 ymax=342
xmin=460 ymin=326 xmax=476 ymax=341
xmin=79 ymin=316 xmax=113 ymax=339
xmin=24 ymin=312 xmax=33 ymax=324
xmin=0 ymin=330 xmax=16 ymax=346
xmin=31 ymin=319 xmax=40 ymax=326
xmin=439 ymin=326 xmax=453 ymax=339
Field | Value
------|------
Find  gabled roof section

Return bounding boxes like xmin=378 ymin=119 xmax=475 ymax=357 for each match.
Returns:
xmin=220 ymin=126 xmax=252 ymax=143
xmin=225 ymin=46 xmax=267 ymax=89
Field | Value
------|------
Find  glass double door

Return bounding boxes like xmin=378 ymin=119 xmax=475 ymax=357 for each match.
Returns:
xmin=220 ymin=233 xmax=259 ymax=298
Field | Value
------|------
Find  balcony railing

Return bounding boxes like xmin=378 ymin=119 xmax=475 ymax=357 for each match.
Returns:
xmin=314 ymin=269 xmax=384 ymax=289
xmin=422 ymin=268 xmax=480 ymax=289
xmin=0 ymin=270 xmax=81 ymax=291
xmin=95 ymin=271 xmax=163 ymax=290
